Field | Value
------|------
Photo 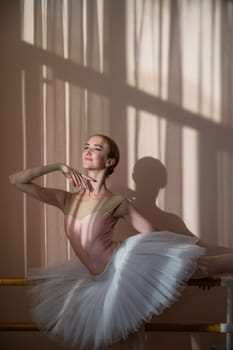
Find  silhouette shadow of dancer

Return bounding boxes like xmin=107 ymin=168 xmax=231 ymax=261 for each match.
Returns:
xmin=134 ymin=157 xmax=193 ymax=235
xmin=119 ymin=157 xmax=233 ymax=256
xmin=123 ymin=157 xmax=194 ymax=237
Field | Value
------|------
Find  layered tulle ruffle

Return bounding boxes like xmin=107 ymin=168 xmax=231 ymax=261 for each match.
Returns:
xmin=28 ymin=231 xmax=204 ymax=349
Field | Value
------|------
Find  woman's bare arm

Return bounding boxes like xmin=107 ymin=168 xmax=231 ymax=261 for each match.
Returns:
xmin=12 ymin=182 xmax=68 ymax=210
xmin=125 ymin=201 xmax=154 ymax=233
xmin=9 ymin=163 xmax=96 ymax=210
xmin=9 ymin=163 xmax=64 ymax=185
xmin=9 ymin=163 xmax=74 ymax=211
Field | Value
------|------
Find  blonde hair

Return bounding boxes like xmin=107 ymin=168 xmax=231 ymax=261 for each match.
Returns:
xmin=93 ymin=134 xmax=120 ymax=176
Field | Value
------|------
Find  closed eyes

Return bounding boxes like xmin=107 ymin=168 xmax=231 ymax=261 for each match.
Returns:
xmin=84 ymin=144 xmax=103 ymax=152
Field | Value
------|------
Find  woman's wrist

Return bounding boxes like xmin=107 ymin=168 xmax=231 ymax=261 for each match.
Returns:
xmin=58 ymin=163 xmax=68 ymax=172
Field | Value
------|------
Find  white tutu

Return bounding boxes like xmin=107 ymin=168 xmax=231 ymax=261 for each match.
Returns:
xmin=28 ymin=231 xmax=204 ymax=349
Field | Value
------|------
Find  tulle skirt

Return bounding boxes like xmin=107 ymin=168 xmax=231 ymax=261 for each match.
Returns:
xmin=28 ymin=231 xmax=205 ymax=350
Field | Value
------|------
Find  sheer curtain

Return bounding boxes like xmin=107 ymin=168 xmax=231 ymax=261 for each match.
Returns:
xmin=20 ymin=0 xmax=233 ymax=274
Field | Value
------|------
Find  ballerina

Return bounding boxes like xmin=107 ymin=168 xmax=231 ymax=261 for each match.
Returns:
xmin=9 ymin=134 xmax=233 ymax=349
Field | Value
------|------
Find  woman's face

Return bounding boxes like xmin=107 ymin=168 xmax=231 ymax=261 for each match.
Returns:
xmin=82 ymin=135 xmax=109 ymax=171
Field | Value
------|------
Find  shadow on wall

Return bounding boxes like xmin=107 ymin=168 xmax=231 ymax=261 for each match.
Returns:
xmin=1 ymin=0 xmax=233 ymax=271
xmin=119 ymin=157 xmax=194 ymax=236
xmin=116 ymin=156 xmax=233 ymax=256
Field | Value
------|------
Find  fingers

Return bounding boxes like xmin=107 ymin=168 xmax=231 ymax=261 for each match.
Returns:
xmin=77 ymin=172 xmax=89 ymax=188
xmin=72 ymin=171 xmax=81 ymax=187
xmin=62 ymin=164 xmax=97 ymax=190
xmin=65 ymin=171 xmax=80 ymax=187
xmin=198 ymin=283 xmax=215 ymax=291
xmin=68 ymin=170 xmax=96 ymax=190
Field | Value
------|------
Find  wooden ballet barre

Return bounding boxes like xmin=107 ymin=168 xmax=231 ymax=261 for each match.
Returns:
xmin=0 ymin=323 xmax=39 ymax=331
xmin=145 ymin=323 xmax=233 ymax=333
xmin=0 ymin=276 xmax=232 ymax=349
xmin=188 ymin=276 xmax=233 ymax=287
xmin=0 ymin=322 xmax=232 ymax=333
xmin=188 ymin=277 xmax=222 ymax=287
xmin=0 ymin=278 xmax=44 ymax=286
xmin=0 ymin=276 xmax=225 ymax=286
xmin=0 ymin=278 xmax=28 ymax=286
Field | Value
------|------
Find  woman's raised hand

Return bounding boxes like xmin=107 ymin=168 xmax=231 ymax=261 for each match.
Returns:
xmin=60 ymin=164 xmax=96 ymax=191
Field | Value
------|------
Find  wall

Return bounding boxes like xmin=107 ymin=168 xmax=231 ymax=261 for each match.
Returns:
xmin=1 ymin=1 xmax=233 ymax=349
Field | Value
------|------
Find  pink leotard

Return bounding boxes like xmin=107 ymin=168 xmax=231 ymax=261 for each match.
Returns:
xmin=64 ymin=192 xmax=128 ymax=275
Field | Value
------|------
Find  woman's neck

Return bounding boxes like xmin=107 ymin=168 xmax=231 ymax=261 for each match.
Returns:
xmin=86 ymin=170 xmax=109 ymax=197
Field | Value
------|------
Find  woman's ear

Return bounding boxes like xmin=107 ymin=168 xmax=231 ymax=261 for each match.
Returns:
xmin=106 ymin=158 xmax=116 ymax=168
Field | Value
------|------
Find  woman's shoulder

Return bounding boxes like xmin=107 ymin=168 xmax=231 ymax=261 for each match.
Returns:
xmin=110 ymin=194 xmax=131 ymax=217
xmin=106 ymin=192 xmax=125 ymax=200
